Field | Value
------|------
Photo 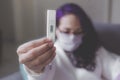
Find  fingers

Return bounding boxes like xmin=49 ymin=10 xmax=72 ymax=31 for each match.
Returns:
xmin=29 ymin=52 xmax=56 ymax=73
xmin=17 ymin=37 xmax=52 ymax=53
xmin=17 ymin=37 xmax=56 ymax=73
xmin=43 ymin=52 xmax=56 ymax=67
xmin=24 ymin=47 xmax=56 ymax=70
xmin=18 ymin=42 xmax=54 ymax=64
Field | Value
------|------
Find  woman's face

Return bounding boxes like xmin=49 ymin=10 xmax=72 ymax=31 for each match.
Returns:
xmin=56 ymin=14 xmax=83 ymax=35
xmin=56 ymin=14 xmax=84 ymax=52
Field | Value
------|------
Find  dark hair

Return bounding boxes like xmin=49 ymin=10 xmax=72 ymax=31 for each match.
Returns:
xmin=56 ymin=3 xmax=101 ymax=71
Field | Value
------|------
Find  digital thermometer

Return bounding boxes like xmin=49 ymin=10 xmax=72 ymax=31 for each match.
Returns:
xmin=47 ymin=10 xmax=56 ymax=42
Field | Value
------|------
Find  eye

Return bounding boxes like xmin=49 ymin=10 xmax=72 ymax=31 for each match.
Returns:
xmin=59 ymin=29 xmax=70 ymax=34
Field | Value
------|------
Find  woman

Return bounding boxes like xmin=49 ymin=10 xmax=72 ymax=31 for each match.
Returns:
xmin=17 ymin=3 xmax=120 ymax=80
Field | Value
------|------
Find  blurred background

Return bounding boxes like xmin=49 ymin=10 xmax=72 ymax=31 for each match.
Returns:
xmin=0 ymin=0 xmax=120 ymax=78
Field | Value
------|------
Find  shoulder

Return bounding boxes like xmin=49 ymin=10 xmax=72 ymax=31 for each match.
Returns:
xmin=96 ymin=46 xmax=120 ymax=80
xmin=95 ymin=46 xmax=120 ymax=71
xmin=95 ymin=46 xmax=120 ymax=67
xmin=96 ymin=46 xmax=120 ymax=60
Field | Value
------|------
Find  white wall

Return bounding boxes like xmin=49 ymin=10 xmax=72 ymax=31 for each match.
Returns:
xmin=13 ymin=0 xmax=112 ymax=43
xmin=111 ymin=0 xmax=120 ymax=24
xmin=0 ymin=0 xmax=15 ymax=42
xmin=13 ymin=0 xmax=38 ymax=43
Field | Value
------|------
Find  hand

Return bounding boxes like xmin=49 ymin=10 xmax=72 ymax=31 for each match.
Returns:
xmin=17 ymin=37 xmax=56 ymax=73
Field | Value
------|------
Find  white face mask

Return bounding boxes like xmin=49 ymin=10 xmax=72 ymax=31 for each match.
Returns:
xmin=57 ymin=31 xmax=83 ymax=52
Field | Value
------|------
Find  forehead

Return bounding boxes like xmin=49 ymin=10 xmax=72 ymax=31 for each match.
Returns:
xmin=59 ymin=14 xmax=82 ymax=30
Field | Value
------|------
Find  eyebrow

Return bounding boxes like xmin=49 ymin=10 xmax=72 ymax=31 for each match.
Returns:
xmin=63 ymin=27 xmax=82 ymax=31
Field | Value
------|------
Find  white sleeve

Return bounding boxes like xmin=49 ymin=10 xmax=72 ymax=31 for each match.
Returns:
xmin=100 ymin=49 xmax=120 ymax=80
xmin=23 ymin=60 xmax=56 ymax=80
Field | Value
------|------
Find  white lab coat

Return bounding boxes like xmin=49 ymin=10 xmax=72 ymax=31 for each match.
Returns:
xmin=23 ymin=41 xmax=120 ymax=80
